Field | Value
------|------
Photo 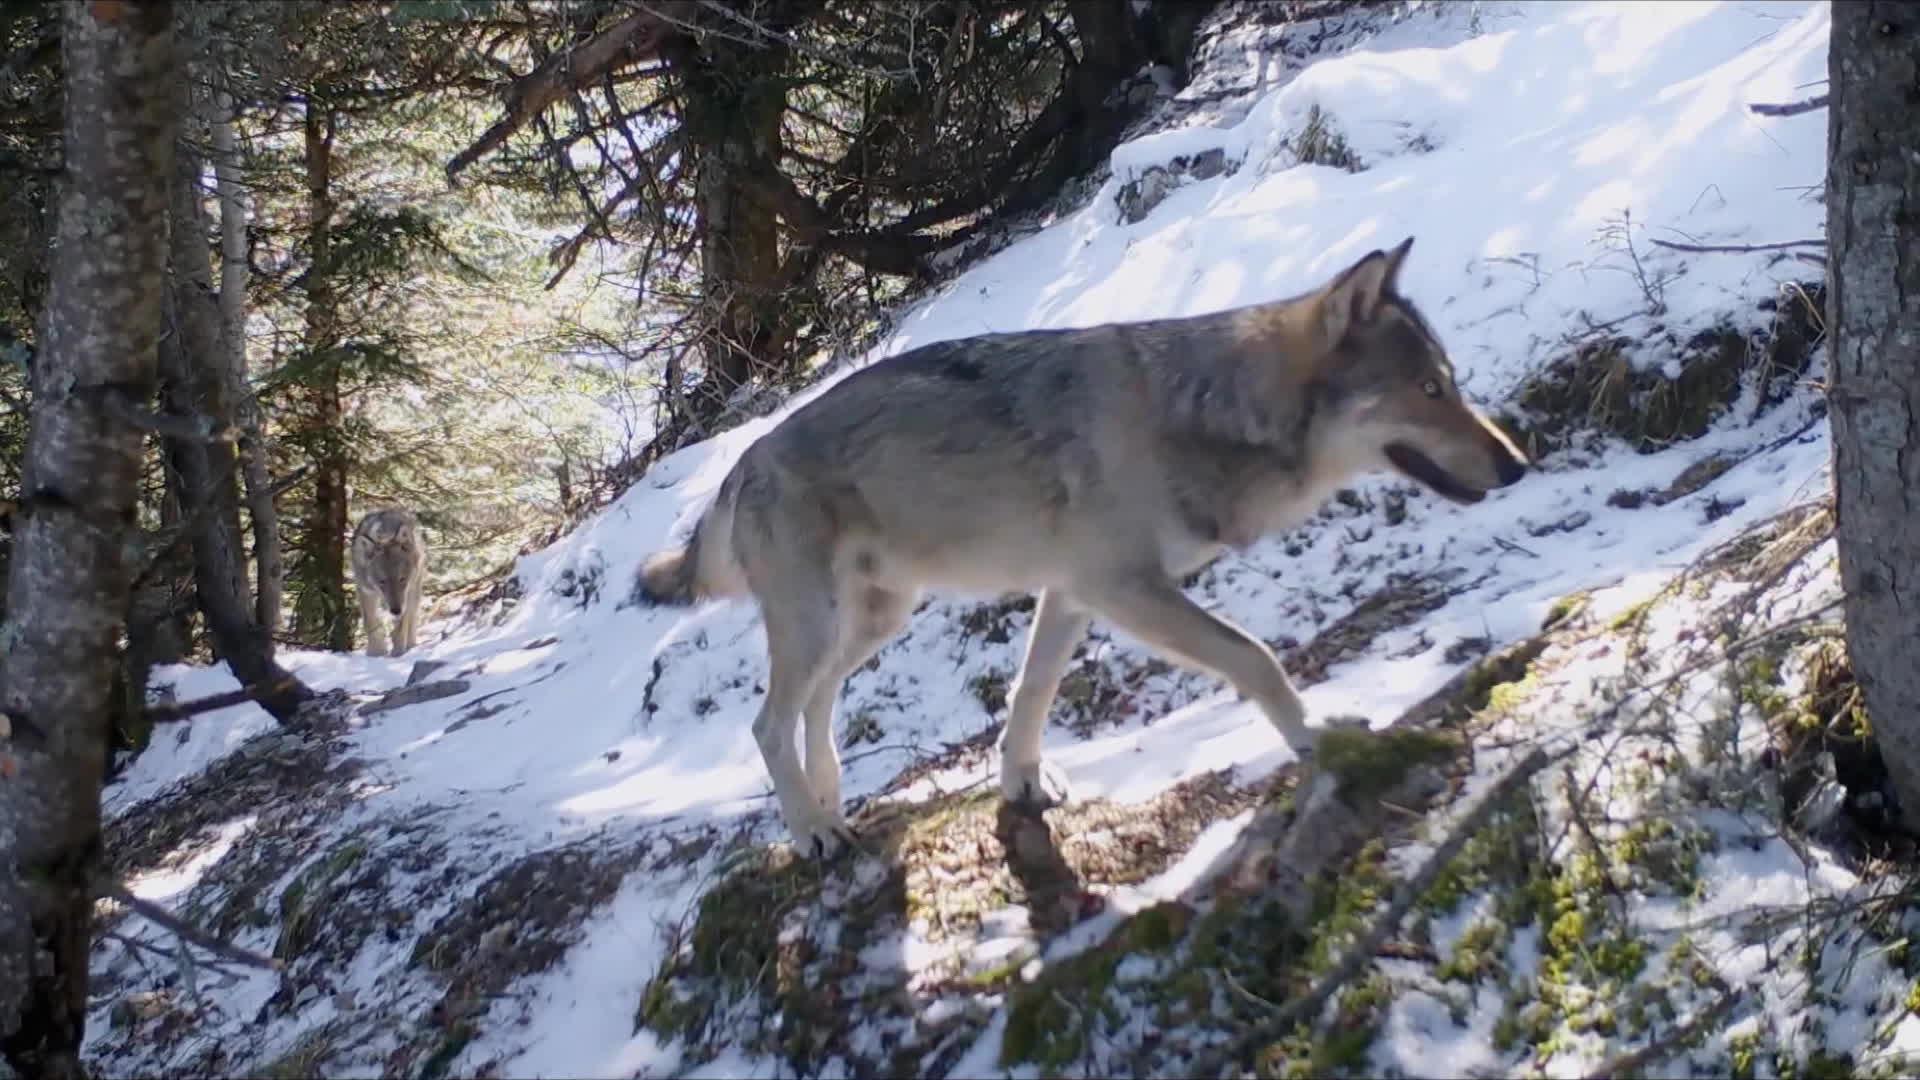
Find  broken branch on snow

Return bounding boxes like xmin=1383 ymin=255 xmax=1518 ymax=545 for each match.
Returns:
xmin=99 ymin=881 xmax=283 ymax=971
xmin=145 ymin=674 xmax=307 ymax=725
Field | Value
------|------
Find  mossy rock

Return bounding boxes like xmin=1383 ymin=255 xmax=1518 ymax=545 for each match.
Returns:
xmin=1316 ymin=726 xmax=1463 ymax=804
xmin=1509 ymin=323 xmax=1765 ymax=456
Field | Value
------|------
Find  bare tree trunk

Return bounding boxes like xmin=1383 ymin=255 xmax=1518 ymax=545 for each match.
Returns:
xmin=292 ymin=100 xmax=352 ymax=652
xmin=211 ymin=88 xmax=283 ymax=637
xmin=116 ymin=456 xmax=196 ymax=764
xmin=669 ymin=29 xmax=793 ymax=431
xmin=0 ymin=3 xmax=179 ymax=1073
xmin=163 ymin=123 xmax=310 ymax=723
xmin=1826 ymin=1 xmax=1920 ymax=831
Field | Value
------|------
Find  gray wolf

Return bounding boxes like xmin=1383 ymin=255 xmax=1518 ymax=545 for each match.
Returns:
xmin=636 ymin=238 xmax=1529 ymax=857
xmin=352 ymin=507 xmax=428 ymax=657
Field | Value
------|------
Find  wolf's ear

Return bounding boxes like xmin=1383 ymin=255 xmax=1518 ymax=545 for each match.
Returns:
xmin=1318 ymin=237 xmax=1415 ymax=347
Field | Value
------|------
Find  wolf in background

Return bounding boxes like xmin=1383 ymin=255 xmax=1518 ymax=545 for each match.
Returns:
xmin=352 ymin=507 xmax=428 ymax=657
xmin=637 ymin=238 xmax=1530 ymax=857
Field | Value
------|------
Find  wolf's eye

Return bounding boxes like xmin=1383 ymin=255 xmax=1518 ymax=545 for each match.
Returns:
xmin=1422 ymin=379 xmax=1443 ymax=399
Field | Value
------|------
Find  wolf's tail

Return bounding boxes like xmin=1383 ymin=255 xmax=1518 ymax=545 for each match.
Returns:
xmin=633 ymin=473 xmax=747 ymax=607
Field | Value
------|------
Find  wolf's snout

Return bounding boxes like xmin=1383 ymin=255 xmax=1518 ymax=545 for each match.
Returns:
xmin=389 ymin=601 xmax=403 ymax=617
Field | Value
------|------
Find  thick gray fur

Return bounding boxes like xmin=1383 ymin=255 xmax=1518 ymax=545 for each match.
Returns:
xmin=637 ymin=238 xmax=1530 ymax=858
xmin=352 ymin=507 xmax=428 ymax=657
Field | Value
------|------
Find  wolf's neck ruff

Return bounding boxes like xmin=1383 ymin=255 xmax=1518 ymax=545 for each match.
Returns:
xmin=1137 ymin=309 xmax=1320 ymax=461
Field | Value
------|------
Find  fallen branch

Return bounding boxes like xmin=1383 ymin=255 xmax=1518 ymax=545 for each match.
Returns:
xmin=1581 ymin=986 xmax=1740 ymax=1080
xmin=99 ymin=881 xmax=282 ymax=971
xmin=1749 ymin=93 xmax=1827 ymax=117
xmin=145 ymin=675 xmax=306 ymax=724
xmin=1194 ymin=745 xmax=1555 ymax=1078
xmin=105 ymin=928 xmax=250 ymax=981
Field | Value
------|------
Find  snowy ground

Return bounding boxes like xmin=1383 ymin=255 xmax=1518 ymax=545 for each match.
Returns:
xmin=89 ymin=3 xmax=1917 ymax=1078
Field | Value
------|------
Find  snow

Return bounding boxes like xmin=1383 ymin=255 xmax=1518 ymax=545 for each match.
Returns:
xmin=107 ymin=664 xmax=280 ymax=816
xmin=87 ymin=2 xmax=1897 ymax=1078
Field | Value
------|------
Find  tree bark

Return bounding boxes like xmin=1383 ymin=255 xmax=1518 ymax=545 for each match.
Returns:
xmin=671 ymin=29 xmax=794 ymax=428
xmin=0 ymin=3 xmax=179 ymax=1074
xmin=211 ymin=88 xmax=284 ymax=637
xmin=1826 ymin=1 xmax=1920 ymax=830
xmin=162 ymin=122 xmax=309 ymax=723
xmin=291 ymin=100 xmax=352 ymax=653
xmin=116 ymin=461 xmax=196 ymax=764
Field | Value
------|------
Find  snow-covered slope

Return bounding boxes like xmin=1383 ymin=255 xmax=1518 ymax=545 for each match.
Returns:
xmin=91 ymin=4 xmax=1907 ymax=1078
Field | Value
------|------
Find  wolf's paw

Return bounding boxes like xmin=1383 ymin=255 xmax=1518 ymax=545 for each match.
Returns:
xmin=1001 ymin=758 xmax=1071 ymax=810
xmin=790 ymin=815 xmax=861 ymax=861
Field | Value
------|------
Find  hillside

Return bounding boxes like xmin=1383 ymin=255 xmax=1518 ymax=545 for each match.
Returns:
xmin=89 ymin=3 xmax=1915 ymax=1078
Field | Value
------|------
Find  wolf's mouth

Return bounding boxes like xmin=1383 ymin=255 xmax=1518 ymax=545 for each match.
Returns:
xmin=1385 ymin=442 xmax=1486 ymax=505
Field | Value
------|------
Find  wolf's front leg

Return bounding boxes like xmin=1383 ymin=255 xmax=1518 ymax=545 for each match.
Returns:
xmin=1078 ymin=575 xmax=1323 ymax=760
xmin=359 ymin=587 xmax=390 ymax=658
xmin=394 ymin=580 xmax=421 ymax=656
xmin=999 ymin=589 xmax=1092 ymax=808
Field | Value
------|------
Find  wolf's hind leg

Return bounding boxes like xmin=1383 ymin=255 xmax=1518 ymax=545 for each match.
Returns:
xmin=1076 ymin=574 xmax=1318 ymax=757
xmin=999 ymin=589 xmax=1091 ymax=808
xmin=802 ymin=585 xmax=914 ymax=814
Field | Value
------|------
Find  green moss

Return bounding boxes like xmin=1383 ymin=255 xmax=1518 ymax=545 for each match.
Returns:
xmin=1310 ymin=1022 xmax=1380 ymax=1076
xmin=1127 ymin=902 xmax=1194 ymax=952
xmin=1803 ymin=1052 xmax=1855 ymax=1080
xmin=1316 ymin=727 xmax=1462 ymax=804
xmin=1729 ymin=1031 xmax=1762 ymax=1080
xmin=274 ymin=838 xmax=368 ymax=962
xmin=417 ymin=1021 xmax=474 ymax=1080
xmin=1541 ymin=592 xmax=1591 ymax=631
xmin=1609 ymin=598 xmax=1656 ymax=632
xmin=1445 ymin=636 xmax=1553 ymax=724
xmin=1618 ymin=818 xmax=1709 ymax=895
xmin=636 ymin=846 xmax=825 ymax=1048
xmin=999 ymin=945 xmax=1123 ymax=1069
xmin=1437 ymin=919 xmax=1508 ymax=984
xmin=1485 ymin=674 xmax=1540 ymax=713
xmin=967 ymin=670 xmax=1010 ymax=715
xmin=1419 ymin=798 xmax=1546 ymax=921
xmin=956 ymin=947 xmax=1039 ymax=992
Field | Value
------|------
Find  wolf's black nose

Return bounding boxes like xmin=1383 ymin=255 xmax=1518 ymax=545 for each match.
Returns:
xmin=1495 ymin=451 xmax=1528 ymax=487
xmin=389 ymin=604 xmax=403 ymax=617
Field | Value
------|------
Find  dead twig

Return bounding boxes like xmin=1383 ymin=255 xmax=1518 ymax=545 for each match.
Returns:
xmin=1748 ymin=93 xmax=1827 ymax=117
xmin=1648 ymin=236 xmax=1825 ymax=256
xmin=1561 ymin=764 xmax=1631 ymax=916
xmin=1581 ymin=985 xmax=1740 ymax=1080
xmin=1492 ymin=535 xmax=1540 ymax=559
xmin=99 ymin=882 xmax=283 ymax=971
